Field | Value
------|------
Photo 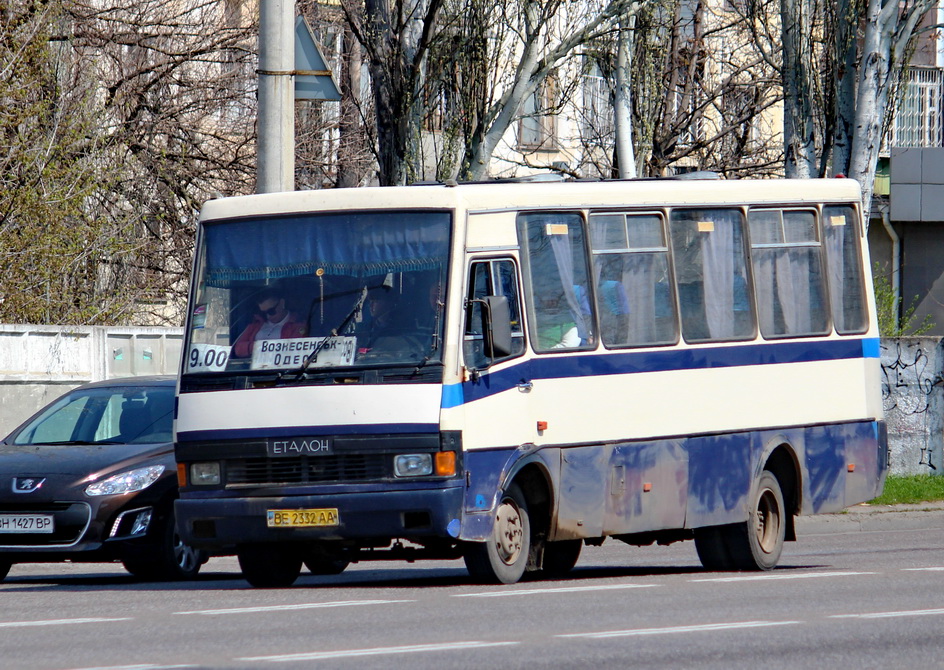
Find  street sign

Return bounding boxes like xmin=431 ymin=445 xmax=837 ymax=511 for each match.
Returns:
xmin=294 ymin=16 xmax=341 ymax=101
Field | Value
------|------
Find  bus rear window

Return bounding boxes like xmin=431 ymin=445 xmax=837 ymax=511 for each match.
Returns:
xmin=823 ymin=205 xmax=868 ymax=334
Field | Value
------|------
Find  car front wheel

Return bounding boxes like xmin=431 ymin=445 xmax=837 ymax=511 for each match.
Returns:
xmin=122 ymin=508 xmax=206 ymax=581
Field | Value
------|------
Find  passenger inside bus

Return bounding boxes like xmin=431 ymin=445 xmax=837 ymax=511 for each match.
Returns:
xmin=360 ymin=286 xmax=401 ymax=347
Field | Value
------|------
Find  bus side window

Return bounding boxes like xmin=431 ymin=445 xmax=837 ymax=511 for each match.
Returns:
xmin=518 ymin=213 xmax=595 ymax=351
xmin=823 ymin=205 xmax=868 ymax=334
xmin=749 ymin=208 xmax=830 ymax=339
xmin=589 ymin=212 xmax=678 ymax=347
xmin=463 ymin=259 xmax=525 ymax=369
xmin=669 ymin=208 xmax=755 ymax=343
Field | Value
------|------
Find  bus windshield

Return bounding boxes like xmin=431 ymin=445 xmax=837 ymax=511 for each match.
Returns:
xmin=184 ymin=210 xmax=451 ymax=375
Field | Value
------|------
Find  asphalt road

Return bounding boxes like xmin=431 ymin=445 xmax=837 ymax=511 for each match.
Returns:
xmin=2 ymin=507 xmax=943 ymax=670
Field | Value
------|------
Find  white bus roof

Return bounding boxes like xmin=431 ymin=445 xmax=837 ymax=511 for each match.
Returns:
xmin=199 ymin=178 xmax=863 ymax=222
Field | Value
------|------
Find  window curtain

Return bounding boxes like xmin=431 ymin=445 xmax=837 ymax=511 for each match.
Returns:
xmin=549 ymin=233 xmax=591 ymax=341
xmin=701 ymin=212 xmax=737 ymax=338
xmin=204 ymin=211 xmax=451 ymax=286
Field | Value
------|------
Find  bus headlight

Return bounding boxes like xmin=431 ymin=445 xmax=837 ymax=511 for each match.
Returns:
xmin=394 ymin=454 xmax=432 ymax=477
xmin=190 ymin=462 xmax=221 ymax=485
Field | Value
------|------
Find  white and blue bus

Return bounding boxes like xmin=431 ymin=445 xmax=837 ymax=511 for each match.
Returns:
xmin=174 ymin=177 xmax=886 ymax=587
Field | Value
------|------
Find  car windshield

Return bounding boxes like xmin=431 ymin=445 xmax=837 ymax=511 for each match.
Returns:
xmin=10 ymin=385 xmax=174 ymax=446
xmin=184 ymin=209 xmax=451 ymax=374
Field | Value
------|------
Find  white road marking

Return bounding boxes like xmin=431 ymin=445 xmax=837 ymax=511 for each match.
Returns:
xmin=558 ymin=620 xmax=801 ymax=639
xmin=238 ymin=640 xmax=520 ymax=662
xmin=175 ymin=599 xmax=413 ymax=616
xmin=67 ymin=665 xmax=198 ymax=670
xmin=690 ymin=571 xmax=876 ymax=583
xmin=0 ymin=617 xmax=132 ymax=628
xmin=903 ymin=567 xmax=944 ymax=571
xmin=455 ymin=583 xmax=659 ymax=598
xmin=831 ymin=608 xmax=944 ymax=620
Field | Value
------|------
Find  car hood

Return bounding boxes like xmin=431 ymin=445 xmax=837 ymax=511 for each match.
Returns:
xmin=0 ymin=441 xmax=173 ymax=496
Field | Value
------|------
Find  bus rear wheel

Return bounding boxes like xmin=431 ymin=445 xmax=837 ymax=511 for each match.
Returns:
xmin=730 ymin=470 xmax=785 ymax=570
xmin=694 ymin=526 xmax=733 ymax=571
xmin=695 ymin=470 xmax=785 ymax=572
xmin=464 ymin=482 xmax=530 ymax=584
xmin=541 ymin=540 xmax=582 ymax=578
xmin=237 ymin=544 xmax=303 ymax=588
xmin=303 ymin=546 xmax=350 ymax=575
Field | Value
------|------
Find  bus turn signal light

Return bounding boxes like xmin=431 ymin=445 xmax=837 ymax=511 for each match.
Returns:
xmin=435 ymin=451 xmax=457 ymax=476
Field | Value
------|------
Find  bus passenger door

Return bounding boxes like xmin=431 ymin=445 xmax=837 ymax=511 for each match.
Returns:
xmin=460 ymin=258 xmax=534 ymax=452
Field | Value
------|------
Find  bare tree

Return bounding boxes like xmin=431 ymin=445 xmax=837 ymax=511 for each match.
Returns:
xmin=577 ymin=0 xmax=783 ymax=178
xmin=70 ymin=0 xmax=258 ymax=323
xmin=341 ymin=0 xmax=446 ymax=185
xmin=781 ymin=0 xmax=817 ymax=177
xmin=458 ymin=0 xmax=648 ymax=181
xmin=843 ymin=0 xmax=937 ymax=211
xmin=298 ymin=1 xmax=375 ymax=188
xmin=1 ymin=1 xmax=132 ymax=324
xmin=778 ymin=0 xmax=937 ymax=212
xmin=1 ymin=0 xmax=258 ymax=326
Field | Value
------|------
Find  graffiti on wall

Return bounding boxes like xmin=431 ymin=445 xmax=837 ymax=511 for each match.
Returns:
xmin=881 ymin=339 xmax=943 ymax=472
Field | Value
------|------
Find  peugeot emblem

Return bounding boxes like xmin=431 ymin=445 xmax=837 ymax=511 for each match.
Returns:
xmin=12 ymin=477 xmax=45 ymax=494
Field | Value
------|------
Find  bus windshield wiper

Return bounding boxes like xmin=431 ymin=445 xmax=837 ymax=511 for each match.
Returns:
xmin=280 ymin=286 xmax=368 ymax=382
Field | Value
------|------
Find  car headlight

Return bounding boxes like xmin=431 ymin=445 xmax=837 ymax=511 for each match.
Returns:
xmin=85 ymin=465 xmax=165 ymax=496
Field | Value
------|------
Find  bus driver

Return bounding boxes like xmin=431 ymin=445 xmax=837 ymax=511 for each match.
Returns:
xmin=233 ymin=288 xmax=306 ymax=358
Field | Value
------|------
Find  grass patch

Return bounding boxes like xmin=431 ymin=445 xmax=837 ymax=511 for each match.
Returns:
xmin=868 ymin=474 xmax=944 ymax=505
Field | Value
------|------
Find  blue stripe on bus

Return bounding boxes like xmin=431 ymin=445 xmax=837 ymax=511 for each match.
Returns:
xmin=177 ymin=422 xmax=440 ymax=443
xmin=443 ymin=337 xmax=879 ymax=409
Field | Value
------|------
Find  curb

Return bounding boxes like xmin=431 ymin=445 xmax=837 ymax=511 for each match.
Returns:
xmin=796 ymin=504 xmax=944 ymax=535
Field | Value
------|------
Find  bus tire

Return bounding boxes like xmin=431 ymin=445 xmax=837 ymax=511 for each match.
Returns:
xmin=0 ymin=560 xmax=10 ymax=582
xmin=541 ymin=540 xmax=582 ymax=578
xmin=237 ymin=544 xmax=303 ymax=588
xmin=464 ymin=482 xmax=530 ymax=584
xmin=728 ymin=470 xmax=785 ymax=570
xmin=694 ymin=526 xmax=733 ymax=571
xmin=303 ymin=556 xmax=350 ymax=575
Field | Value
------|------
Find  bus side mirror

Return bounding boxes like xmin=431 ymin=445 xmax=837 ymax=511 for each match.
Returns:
xmin=482 ymin=295 xmax=513 ymax=359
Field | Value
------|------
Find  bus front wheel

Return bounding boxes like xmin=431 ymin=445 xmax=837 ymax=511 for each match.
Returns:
xmin=237 ymin=544 xmax=303 ymax=588
xmin=464 ymin=482 xmax=531 ymax=584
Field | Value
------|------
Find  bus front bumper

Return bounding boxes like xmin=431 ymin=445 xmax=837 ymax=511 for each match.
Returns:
xmin=175 ymin=485 xmax=466 ymax=551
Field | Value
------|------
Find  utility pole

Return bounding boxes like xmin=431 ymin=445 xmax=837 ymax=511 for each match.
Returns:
xmin=257 ymin=0 xmax=295 ymax=193
xmin=614 ymin=14 xmax=636 ymax=179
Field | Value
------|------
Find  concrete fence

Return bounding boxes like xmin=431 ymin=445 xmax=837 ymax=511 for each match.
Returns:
xmin=0 ymin=324 xmax=941 ymax=477
xmin=0 ymin=324 xmax=182 ymax=437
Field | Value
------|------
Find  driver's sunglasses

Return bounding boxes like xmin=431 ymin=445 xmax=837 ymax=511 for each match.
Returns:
xmin=262 ymin=304 xmax=280 ymax=316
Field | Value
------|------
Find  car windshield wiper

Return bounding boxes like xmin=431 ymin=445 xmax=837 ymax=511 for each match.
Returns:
xmin=34 ymin=440 xmax=123 ymax=446
xmin=279 ymin=286 xmax=369 ymax=382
